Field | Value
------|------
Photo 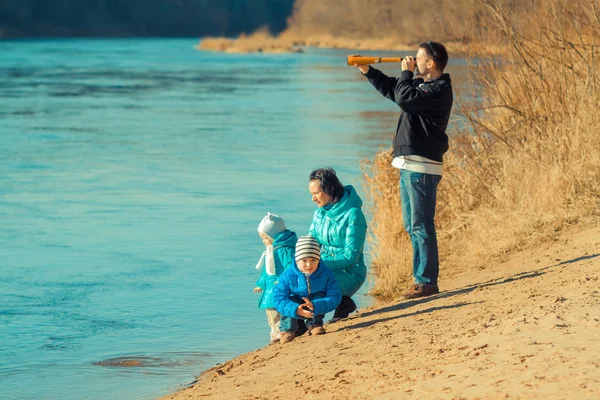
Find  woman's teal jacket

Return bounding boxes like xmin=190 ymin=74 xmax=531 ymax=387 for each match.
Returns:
xmin=309 ymin=185 xmax=367 ymax=297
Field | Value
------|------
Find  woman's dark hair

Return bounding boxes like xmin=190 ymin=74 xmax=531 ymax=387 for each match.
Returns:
xmin=309 ymin=167 xmax=345 ymax=202
xmin=419 ymin=41 xmax=449 ymax=71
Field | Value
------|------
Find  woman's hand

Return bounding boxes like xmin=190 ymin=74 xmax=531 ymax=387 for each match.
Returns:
xmin=254 ymin=287 xmax=262 ymax=293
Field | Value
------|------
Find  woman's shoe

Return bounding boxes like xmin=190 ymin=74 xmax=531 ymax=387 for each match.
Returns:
xmin=328 ymin=296 xmax=357 ymax=323
xmin=295 ymin=319 xmax=308 ymax=336
xmin=344 ymin=296 xmax=357 ymax=313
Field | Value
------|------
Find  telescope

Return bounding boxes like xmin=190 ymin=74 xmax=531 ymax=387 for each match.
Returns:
xmin=347 ymin=55 xmax=404 ymax=66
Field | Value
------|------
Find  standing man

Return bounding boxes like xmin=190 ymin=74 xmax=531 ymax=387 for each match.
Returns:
xmin=354 ymin=42 xmax=453 ymax=299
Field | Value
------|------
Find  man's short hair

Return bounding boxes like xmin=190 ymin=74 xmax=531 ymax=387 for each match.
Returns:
xmin=420 ymin=41 xmax=449 ymax=72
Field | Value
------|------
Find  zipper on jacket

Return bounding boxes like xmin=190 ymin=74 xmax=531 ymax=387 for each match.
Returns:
xmin=304 ymin=273 xmax=312 ymax=295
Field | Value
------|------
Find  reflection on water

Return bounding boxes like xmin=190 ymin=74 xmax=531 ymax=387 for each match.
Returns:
xmin=93 ymin=352 xmax=213 ymax=369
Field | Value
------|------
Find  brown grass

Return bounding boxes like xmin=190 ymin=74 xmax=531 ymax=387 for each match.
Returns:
xmin=198 ymin=29 xmax=415 ymax=53
xmin=362 ymin=0 xmax=600 ymax=299
xmin=197 ymin=0 xmax=497 ymax=54
xmin=197 ymin=28 xmax=305 ymax=53
xmin=285 ymin=0 xmax=479 ymax=44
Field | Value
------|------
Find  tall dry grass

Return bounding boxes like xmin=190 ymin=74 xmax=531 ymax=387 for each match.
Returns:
xmin=363 ymin=0 xmax=600 ymax=299
xmin=198 ymin=28 xmax=305 ymax=53
xmin=198 ymin=0 xmax=495 ymax=54
xmin=286 ymin=0 xmax=480 ymax=44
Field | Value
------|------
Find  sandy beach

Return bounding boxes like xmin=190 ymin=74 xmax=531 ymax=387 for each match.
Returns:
xmin=160 ymin=222 xmax=600 ymax=399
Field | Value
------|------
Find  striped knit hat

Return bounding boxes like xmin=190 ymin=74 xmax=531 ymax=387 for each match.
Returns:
xmin=295 ymin=235 xmax=321 ymax=263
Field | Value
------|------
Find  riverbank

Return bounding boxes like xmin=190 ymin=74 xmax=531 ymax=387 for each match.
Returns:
xmin=160 ymin=221 xmax=600 ymax=399
xmin=195 ymin=32 xmax=479 ymax=54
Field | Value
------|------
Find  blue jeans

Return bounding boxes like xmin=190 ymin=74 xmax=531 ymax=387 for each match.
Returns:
xmin=400 ymin=170 xmax=442 ymax=286
xmin=279 ymin=292 xmax=325 ymax=333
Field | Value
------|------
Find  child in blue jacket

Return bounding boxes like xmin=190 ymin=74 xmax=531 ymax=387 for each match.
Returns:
xmin=273 ymin=235 xmax=342 ymax=344
xmin=254 ymin=213 xmax=298 ymax=344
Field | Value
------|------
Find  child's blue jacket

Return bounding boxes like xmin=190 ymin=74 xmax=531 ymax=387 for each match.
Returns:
xmin=272 ymin=260 xmax=342 ymax=318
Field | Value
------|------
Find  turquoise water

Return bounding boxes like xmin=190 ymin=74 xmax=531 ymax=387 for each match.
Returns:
xmin=0 ymin=39 xmax=464 ymax=400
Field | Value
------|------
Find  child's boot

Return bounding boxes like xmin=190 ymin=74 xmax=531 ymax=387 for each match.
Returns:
xmin=280 ymin=331 xmax=295 ymax=344
xmin=310 ymin=325 xmax=326 ymax=335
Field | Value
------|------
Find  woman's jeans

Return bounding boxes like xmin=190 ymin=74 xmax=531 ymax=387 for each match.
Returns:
xmin=279 ymin=292 xmax=325 ymax=332
xmin=400 ymin=170 xmax=442 ymax=286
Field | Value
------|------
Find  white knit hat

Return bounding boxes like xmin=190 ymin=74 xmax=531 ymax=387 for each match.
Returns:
xmin=295 ymin=236 xmax=321 ymax=263
xmin=257 ymin=212 xmax=286 ymax=240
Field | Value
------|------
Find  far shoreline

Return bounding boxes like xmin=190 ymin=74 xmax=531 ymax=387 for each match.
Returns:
xmin=194 ymin=33 xmax=474 ymax=55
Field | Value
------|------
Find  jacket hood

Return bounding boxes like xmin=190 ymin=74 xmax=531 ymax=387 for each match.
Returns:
xmin=413 ymin=72 xmax=452 ymax=86
xmin=273 ymin=229 xmax=297 ymax=248
xmin=323 ymin=185 xmax=363 ymax=219
xmin=435 ymin=73 xmax=452 ymax=84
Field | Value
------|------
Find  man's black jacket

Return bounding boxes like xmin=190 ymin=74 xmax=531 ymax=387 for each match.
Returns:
xmin=364 ymin=68 xmax=453 ymax=162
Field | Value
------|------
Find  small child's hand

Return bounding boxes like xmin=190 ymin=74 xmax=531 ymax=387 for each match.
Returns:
xmin=254 ymin=287 xmax=262 ymax=293
xmin=296 ymin=304 xmax=314 ymax=319
xmin=296 ymin=297 xmax=315 ymax=318
xmin=301 ymin=297 xmax=314 ymax=311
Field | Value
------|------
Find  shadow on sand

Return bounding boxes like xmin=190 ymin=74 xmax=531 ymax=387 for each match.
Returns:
xmin=337 ymin=252 xmax=600 ymax=331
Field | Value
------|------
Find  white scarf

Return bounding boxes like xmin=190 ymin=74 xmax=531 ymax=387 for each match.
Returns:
xmin=255 ymin=245 xmax=281 ymax=276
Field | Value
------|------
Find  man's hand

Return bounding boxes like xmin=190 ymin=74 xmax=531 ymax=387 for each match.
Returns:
xmin=253 ymin=287 xmax=262 ymax=293
xmin=296 ymin=297 xmax=315 ymax=318
xmin=402 ymin=56 xmax=416 ymax=72
xmin=350 ymin=54 xmax=370 ymax=74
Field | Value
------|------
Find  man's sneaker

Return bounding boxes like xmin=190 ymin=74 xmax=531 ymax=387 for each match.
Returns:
xmin=280 ymin=331 xmax=295 ymax=344
xmin=309 ymin=325 xmax=326 ymax=335
xmin=403 ymin=283 xmax=439 ymax=299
